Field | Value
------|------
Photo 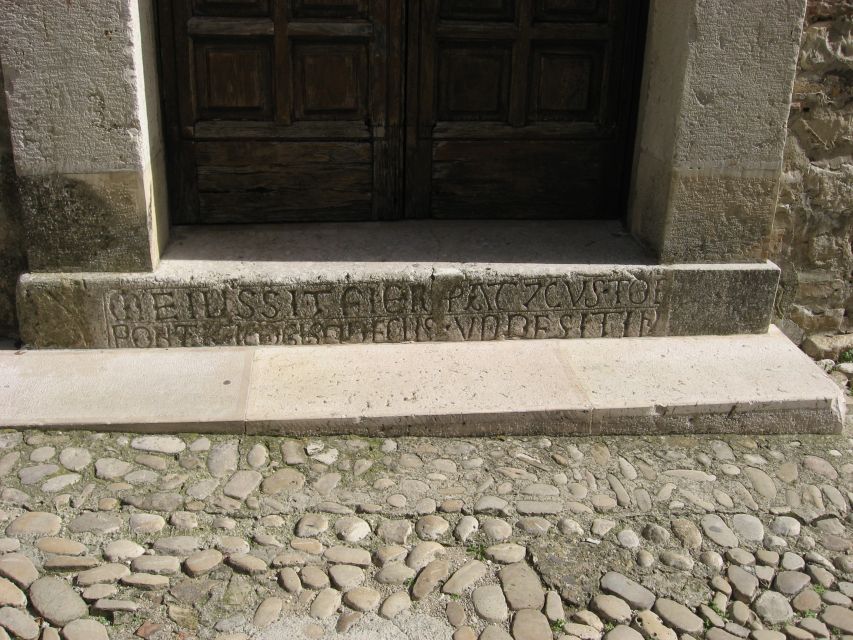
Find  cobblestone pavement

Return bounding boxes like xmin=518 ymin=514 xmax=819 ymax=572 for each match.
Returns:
xmin=1 ymin=427 xmax=853 ymax=640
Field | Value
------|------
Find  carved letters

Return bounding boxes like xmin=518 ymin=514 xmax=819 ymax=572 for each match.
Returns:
xmin=104 ymin=274 xmax=670 ymax=347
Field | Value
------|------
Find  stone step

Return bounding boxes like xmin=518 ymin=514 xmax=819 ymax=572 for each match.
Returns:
xmin=1 ymin=327 xmax=844 ymax=435
xmin=16 ymin=221 xmax=779 ymax=349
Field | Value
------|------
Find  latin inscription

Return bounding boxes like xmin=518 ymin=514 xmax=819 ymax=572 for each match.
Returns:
xmin=104 ymin=274 xmax=670 ymax=347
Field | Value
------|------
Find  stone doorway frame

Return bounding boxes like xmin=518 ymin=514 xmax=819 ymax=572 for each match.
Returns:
xmin=0 ymin=0 xmax=807 ymax=274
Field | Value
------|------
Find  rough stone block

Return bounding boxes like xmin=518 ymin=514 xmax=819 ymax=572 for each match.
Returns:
xmin=18 ymin=172 xmax=153 ymax=272
xmin=16 ymin=261 xmax=780 ymax=349
xmin=630 ymin=0 xmax=807 ymax=263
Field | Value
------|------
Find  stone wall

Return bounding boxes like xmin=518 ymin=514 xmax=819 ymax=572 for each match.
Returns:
xmin=0 ymin=61 xmax=25 ymax=341
xmin=772 ymin=0 xmax=853 ymax=344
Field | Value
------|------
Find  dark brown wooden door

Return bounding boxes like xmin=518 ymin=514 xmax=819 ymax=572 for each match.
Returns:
xmin=159 ymin=0 xmax=403 ymax=223
xmin=406 ymin=0 xmax=642 ymax=218
xmin=158 ymin=0 xmax=643 ymax=223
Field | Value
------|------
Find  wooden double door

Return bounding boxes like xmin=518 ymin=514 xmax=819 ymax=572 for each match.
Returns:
xmin=158 ymin=0 xmax=645 ymax=223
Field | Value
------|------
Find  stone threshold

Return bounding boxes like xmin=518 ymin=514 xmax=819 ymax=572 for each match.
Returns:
xmin=1 ymin=327 xmax=845 ymax=436
xmin=17 ymin=221 xmax=780 ymax=349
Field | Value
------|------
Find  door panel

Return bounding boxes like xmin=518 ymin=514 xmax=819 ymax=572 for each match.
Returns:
xmin=431 ymin=140 xmax=607 ymax=218
xmin=162 ymin=0 xmax=402 ymax=223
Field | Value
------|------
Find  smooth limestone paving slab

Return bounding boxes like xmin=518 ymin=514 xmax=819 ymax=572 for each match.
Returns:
xmin=0 ymin=348 xmax=251 ymax=432
xmin=246 ymin=339 xmax=590 ymax=434
xmin=245 ymin=327 xmax=843 ymax=435
xmin=564 ymin=328 xmax=846 ymax=434
xmin=0 ymin=327 xmax=844 ymax=435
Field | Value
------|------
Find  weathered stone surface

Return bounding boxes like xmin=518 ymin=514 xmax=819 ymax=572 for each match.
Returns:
xmin=731 ymin=514 xmax=764 ymax=542
xmin=223 ymin=470 xmax=263 ymax=500
xmin=6 ymin=512 xmax=61 ymax=537
xmin=593 ymin=594 xmax=632 ymax=624
xmin=207 ymin=441 xmax=239 ymax=478
xmin=380 ymin=591 xmax=411 ymax=619
xmin=43 ymin=555 xmax=99 ymax=571
xmin=328 ymin=565 xmax=364 ymax=591
xmin=479 ymin=624 xmax=513 ymax=640
xmin=310 ymin=588 xmax=341 ymax=619
xmin=633 ymin=609 xmax=677 ymax=640
xmin=93 ymin=598 xmax=139 ymax=613
xmin=753 ymin=591 xmax=794 ymax=625
xmin=95 ymin=457 xmax=132 ymax=480
xmin=217 ymin=537 xmax=251 ymax=555
xmin=654 ymin=598 xmax=703 ymax=634
xmin=0 ymin=555 xmax=38 ymax=588
xmin=0 ymin=606 xmax=39 ymax=640
xmin=512 ymin=609 xmax=551 ymax=640
xmin=375 ymin=562 xmax=415 ymax=586
xmin=343 ymin=586 xmax=381 ymax=612
xmin=744 ymin=467 xmax=777 ymax=501
xmin=122 ymin=573 xmax=170 ymax=590
xmin=406 ymin=542 xmax=445 ymax=571
xmin=28 ymin=577 xmax=88 ymax=626
xmin=334 ymin=516 xmax=371 ymax=543
xmin=324 ymin=546 xmax=371 ymax=566
xmin=821 ymin=605 xmax=853 ymax=634
xmin=561 ymin=623 xmax=604 ymax=640
xmin=300 ymin=566 xmax=330 ymax=590
xmin=671 ymin=519 xmax=702 ymax=549
xmin=18 ymin=260 xmax=782 ymax=349
xmin=412 ymin=559 xmax=450 ymax=600
xmin=261 ymin=468 xmax=305 ymax=495
xmin=772 ymin=0 xmax=853 ymax=341
xmin=103 ymin=539 xmax=144 ymax=562
xmin=499 ymin=562 xmax=544 ymax=610
xmin=153 ymin=537 xmax=201 ymax=557
xmin=472 ymin=584 xmax=508 ymax=623
xmin=443 ymin=560 xmax=487 ymax=595
xmin=379 ymin=520 xmax=412 ymax=545
xmin=0 ymin=540 xmax=19 ymax=555
xmin=295 ymin=514 xmax=328 ymax=538
xmin=606 ymin=626 xmax=644 ymax=640
xmin=131 ymin=436 xmax=185 ymax=454
xmin=485 ymin=543 xmax=526 ymax=564
xmin=67 ymin=512 xmax=121 ymax=534
xmin=61 ymin=618 xmax=110 ymax=640
xmin=37 ymin=537 xmax=86 ymax=556
xmin=183 ymin=549 xmax=223 ymax=577
xmin=131 ymin=556 xmax=180 ymax=576
xmin=416 ymin=515 xmax=449 ymax=540
xmin=1 ymin=426 xmax=853 ymax=640
xmin=775 ymin=571 xmax=811 ymax=596
xmin=18 ymin=464 xmax=58 ymax=485
xmin=129 ymin=513 xmax=166 ymax=534
xmin=728 ymin=566 xmax=759 ymax=602
xmin=701 ymin=515 xmax=739 ymax=548
xmin=770 ymin=516 xmax=801 ymax=537
xmin=601 ymin=572 xmax=655 ymax=610
xmin=0 ymin=578 xmax=25 ymax=608
xmin=228 ymin=553 xmax=268 ymax=575
xmin=57 ymin=447 xmax=91 ymax=471
xmin=76 ymin=563 xmax=131 ymax=586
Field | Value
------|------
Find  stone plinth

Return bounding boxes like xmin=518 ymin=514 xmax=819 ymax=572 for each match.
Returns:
xmin=19 ymin=263 xmax=778 ymax=349
xmin=16 ymin=221 xmax=779 ymax=349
